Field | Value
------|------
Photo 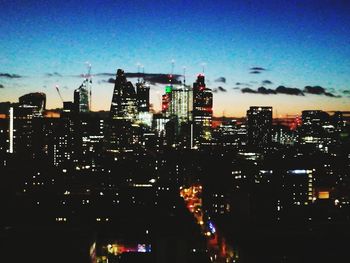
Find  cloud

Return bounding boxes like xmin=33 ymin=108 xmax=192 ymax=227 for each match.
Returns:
xmin=45 ymin=72 xmax=62 ymax=77
xmin=232 ymin=87 xmax=240 ymax=90
xmin=142 ymin=73 xmax=182 ymax=85
xmin=240 ymin=85 xmax=340 ymax=98
xmin=276 ymin=86 xmax=304 ymax=96
xmin=235 ymin=82 xmax=251 ymax=86
xmin=257 ymin=86 xmax=276 ymax=95
xmin=343 ymin=90 xmax=350 ymax=94
xmin=304 ymin=85 xmax=325 ymax=95
xmin=104 ymin=78 xmax=115 ymax=84
xmin=102 ymin=72 xmax=182 ymax=85
xmin=262 ymin=80 xmax=273 ymax=85
xmin=212 ymin=88 xmax=218 ymax=93
xmin=304 ymin=86 xmax=340 ymax=97
xmin=217 ymin=86 xmax=227 ymax=92
xmin=250 ymin=67 xmax=266 ymax=71
xmin=215 ymin=77 xmax=226 ymax=83
xmin=0 ymin=73 xmax=22 ymax=78
xmin=241 ymin=86 xmax=275 ymax=95
xmin=0 ymin=84 xmax=4 ymax=88
xmin=250 ymin=70 xmax=262 ymax=74
xmin=242 ymin=85 xmax=304 ymax=96
xmin=324 ymin=92 xmax=341 ymax=98
xmin=241 ymin=87 xmax=257 ymax=94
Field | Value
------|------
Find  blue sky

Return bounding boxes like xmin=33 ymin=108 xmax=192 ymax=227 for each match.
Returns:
xmin=1 ymin=0 xmax=350 ymax=116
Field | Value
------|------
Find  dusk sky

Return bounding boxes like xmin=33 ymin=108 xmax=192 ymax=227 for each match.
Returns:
xmin=1 ymin=0 xmax=350 ymax=117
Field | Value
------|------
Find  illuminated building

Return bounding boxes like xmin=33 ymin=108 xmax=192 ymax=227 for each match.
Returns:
xmin=299 ymin=110 xmax=336 ymax=149
xmin=136 ymin=82 xmax=152 ymax=127
xmin=271 ymin=125 xmax=296 ymax=146
xmin=169 ymin=85 xmax=192 ymax=126
xmin=152 ymin=113 xmax=169 ymax=138
xmin=9 ymin=107 xmax=13 ymax=153
xmin=161 ymin=88 xmax=171 ymax=116
xmin=192 ymin=74 xmax=213 ymax=144
xmin=52 ymin=103 xmax=76 ymax=167
xmin=213 ymin=119 xmax=247 ymax=147
xmin=246 ymin=106 xmax=272 ymax=147
xmin=136 ymin=82 xmax=150 ymax=113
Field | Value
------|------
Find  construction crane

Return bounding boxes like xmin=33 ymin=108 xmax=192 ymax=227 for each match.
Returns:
xmin=55 ymin=85 xmax=64 ymax=104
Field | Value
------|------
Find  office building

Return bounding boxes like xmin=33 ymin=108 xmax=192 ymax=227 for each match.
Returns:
xmin=246 ymin=106 xmax=272 ymax=147
xmin=192 ymin=74 xmax=213 ymax=144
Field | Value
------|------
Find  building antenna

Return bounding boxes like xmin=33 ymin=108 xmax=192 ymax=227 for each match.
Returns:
xmin=137 ymin=62 xmax=141 ymax=83
xmin=201 ymin=62 xmax=206 ymax=74
xmin=141 ymin=65 xmax=145 ymax=83
xmin=171 ymin=59 xmax=175 ymax=75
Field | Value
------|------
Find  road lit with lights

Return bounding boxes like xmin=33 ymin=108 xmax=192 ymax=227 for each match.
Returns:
xmin=180 ymin=185 xmax=238 ymax=262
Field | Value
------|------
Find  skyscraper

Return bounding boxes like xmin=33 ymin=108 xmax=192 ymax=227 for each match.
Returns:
xmin=74 ymin=83 xmax=89 ymax=113
xmin=246 ymin=106 xmax=273 ymax=147
xmin=192 ymin=74 xmax=213 ymax=144
xmin=136 ymin=82 xmax=150 ymax=113
xmin=170 ymin=85 xmax=192 ymax=126
xmin=110 ymin=69 xmax=138 ymax=121
xmin=109 ymin=69 xmax=139 ymax=150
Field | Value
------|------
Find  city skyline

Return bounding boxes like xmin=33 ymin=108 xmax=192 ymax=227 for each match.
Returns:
xmin=1 ymin=0 xmax=350 ymax=117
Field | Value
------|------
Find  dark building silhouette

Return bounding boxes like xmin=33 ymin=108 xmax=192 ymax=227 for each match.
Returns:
xmin=302 ymin=110 xmax=329 ymax=127
xmin=247 ymin=106 xmax=272 ymax=147
xmin=18 ymin=92 xmax=46 ymax=112
xmin=109 ymin=69 xmax=139 ymax=151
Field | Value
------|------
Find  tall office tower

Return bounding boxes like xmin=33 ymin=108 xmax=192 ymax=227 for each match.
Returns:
xmin=246 ymin=106 xmax=273 ymax=147
xmin=110 ymin=69 xmax=138 ymax=121
xmin=109 ymin=69 xmax=139 ymax=150
xmin=74 ymin=81 xmax=89 ymax=113
xmin=162 ymin=86 xmax=172 ymax=117
xmin=13 ymin=93 xmax=47 ymax=156
xmin=192 ymin=74 xmax=213 ymax=144
xmin=52 ymin=102 xmax=77 ymax=167
xmin=300 ymin=110 xmax=330 ymax=144
xmin=136 ymin=82 xmax=152 ymax=127
xmin=170 ymin=85 xmax=192 ymax=125
xmin=136 ymin=82 xmax=150 ymax=112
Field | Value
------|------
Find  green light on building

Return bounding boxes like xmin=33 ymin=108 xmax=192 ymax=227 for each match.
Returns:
xmin=165 ymin=86 xmax=172 ymax=93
